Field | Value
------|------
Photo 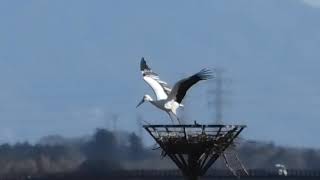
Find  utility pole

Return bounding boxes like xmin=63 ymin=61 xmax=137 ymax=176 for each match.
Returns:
xmin=110 ymin=113 xmax=119 ymax=132
xmin=207 ymin=68 xmax=231 ymax=124
xmin=136 ymin=114 xmax=144 ymax=141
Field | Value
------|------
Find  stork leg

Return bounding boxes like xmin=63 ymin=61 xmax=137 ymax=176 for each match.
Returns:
xmin=167 ymin=112 xmax=175 ymax=124
xmin=167 ymin=112 xmax=178 ymax=136
xmin=171 ymin=111 xmax=181 ymax=124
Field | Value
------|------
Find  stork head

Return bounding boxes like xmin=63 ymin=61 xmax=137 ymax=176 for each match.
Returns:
xmin=136 ymin=94 xmax=152 ymax=108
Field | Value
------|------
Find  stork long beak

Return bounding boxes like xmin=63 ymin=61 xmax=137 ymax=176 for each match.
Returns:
xmin=136 ymin=98 xmax=145 ymax=108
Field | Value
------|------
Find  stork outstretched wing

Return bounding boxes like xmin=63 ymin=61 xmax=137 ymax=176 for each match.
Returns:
xmin=140 ymin=57 xmax=171 ymax=100
xmin=168 ymin=69 xmax=213 ymax=103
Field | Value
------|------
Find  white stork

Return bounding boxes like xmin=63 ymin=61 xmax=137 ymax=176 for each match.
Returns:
xmin=136 ymin=57 xmax=213 ymax=124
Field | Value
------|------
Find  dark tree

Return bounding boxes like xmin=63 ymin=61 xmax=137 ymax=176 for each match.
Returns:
xmin=128 ymin=132 xmax=144 ymax=160
xmin=83 ymin=128 xmax=118 ymax=161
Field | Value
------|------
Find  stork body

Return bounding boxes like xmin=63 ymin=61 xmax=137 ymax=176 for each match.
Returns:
xmin=137 ymin=58 xmax=213 ymax=124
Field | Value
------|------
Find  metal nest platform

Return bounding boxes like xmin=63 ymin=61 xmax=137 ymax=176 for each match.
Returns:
xmin=144 ymin=124 xmax=246 ymax=180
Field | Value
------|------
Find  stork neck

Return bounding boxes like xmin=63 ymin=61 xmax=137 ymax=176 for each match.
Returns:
xmin=149 ymin=99 xmax=157 ymax=106
xmin=145 ymin=95 xmax=153 ymax=102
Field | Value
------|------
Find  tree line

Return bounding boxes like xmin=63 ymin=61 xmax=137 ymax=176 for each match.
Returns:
xmin=0 ymin=128 xmax=319 ymax=177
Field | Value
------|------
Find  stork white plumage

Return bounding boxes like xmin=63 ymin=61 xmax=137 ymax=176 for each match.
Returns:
xmin=136 ymin=57 xmax=213 ymax=124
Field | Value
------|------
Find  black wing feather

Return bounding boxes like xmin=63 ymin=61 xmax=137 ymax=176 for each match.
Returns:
xmin=175 ymin=69 xmax=213 ymax=103
xmin=140 ymin=57 xmax=171 ymax=95
xmin=140 ymin=57 xmax=150 ymax=71
xmin=140 ymin=57 xmax=158 ymax=76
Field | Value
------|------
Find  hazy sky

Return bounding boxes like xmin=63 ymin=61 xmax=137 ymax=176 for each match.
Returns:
xmin=0 ymin=0 xmax=320 ymax=148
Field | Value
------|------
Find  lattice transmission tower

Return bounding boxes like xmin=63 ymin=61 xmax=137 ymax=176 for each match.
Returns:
xmin=207 ymin=68 xmax=231 ymax=124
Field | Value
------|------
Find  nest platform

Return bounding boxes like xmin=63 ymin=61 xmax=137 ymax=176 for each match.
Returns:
xmin=144 ymin=124 xmax=246 ymax=180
